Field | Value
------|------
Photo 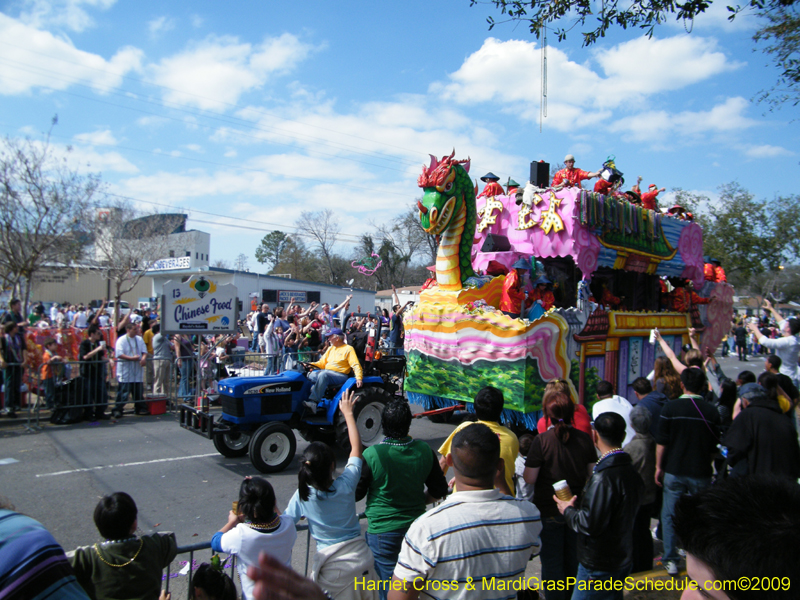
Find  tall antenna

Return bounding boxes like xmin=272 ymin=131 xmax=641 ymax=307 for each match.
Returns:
xmin=540 ymin=26 xmax=548 ymax=133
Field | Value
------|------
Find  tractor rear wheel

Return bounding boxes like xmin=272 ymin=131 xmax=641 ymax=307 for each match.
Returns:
xmin=335 ymin=387 xmax=393 ymax=450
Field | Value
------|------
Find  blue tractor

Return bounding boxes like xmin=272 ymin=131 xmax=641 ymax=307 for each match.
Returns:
xmin=179 ymin=314 xmax=405 ymax=473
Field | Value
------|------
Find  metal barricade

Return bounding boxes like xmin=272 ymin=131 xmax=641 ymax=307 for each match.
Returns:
xmin=24 ymin=357 xmax=176 ymax=426
xmin=161 ymin=514 xmax=364 ymax=599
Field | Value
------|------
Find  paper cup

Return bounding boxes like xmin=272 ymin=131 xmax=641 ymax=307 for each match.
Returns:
xmin=232 ymin=501 xmax=238 ymax=514
xmin=554 ymin=480 xmax=573 ymax=502
xmin=649 ymin=329 xmax=657 ymax=346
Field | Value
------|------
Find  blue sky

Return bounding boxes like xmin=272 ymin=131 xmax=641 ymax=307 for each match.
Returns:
xmin=0 ymin=0 xmax=797 ymax=268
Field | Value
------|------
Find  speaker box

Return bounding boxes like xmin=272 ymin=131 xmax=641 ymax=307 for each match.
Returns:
xmin=262 ymin=289 xmax=277 ymax=303
xmin=530 ymin=161 xmax=550 ymax=188
xmin=481 ymin=234 xmax=511 ymax=253
xmin=307 ymin=291 xmax=321 ymax=303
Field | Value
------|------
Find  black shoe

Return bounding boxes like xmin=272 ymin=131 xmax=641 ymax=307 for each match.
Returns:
xmin=96 ymin=413 xmax=111 ymax=420
xmin=135 ymin=410 xmax=150 ymax=415
xmin=112 ymin=411 xmax=123 ymax=418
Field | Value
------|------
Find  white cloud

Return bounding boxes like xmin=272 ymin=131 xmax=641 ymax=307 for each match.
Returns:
xmin=608 ymin=97 xmax=757 ymax=141
xmin=742 ymin=144 xmax=794 ymax=158
xmin=664 ymin=1 xmax=758 ymax=34
xmin=18 ymin=137 xmax=137 ymax=174
xmin=593 ymin=36 xmax=743 ymax=100
xmin=148 ymin=16 xmax=175 ymax=37
xmin=0 ymin=13 xmax=143 ymax=95
xmin=149 ymin=34 xmax=318 ymax=110
xmin=430 ymin=36 xmax=742 ymax=130
xmin=183 ymin=144 xmax=203 ymax=153
xmin=190 ymin=14 xmax=204 ymax=28
xmin=17 ymin=0 xmax=116 ymax=33
xmin=74 ymin=129 xmax=117 ymax=146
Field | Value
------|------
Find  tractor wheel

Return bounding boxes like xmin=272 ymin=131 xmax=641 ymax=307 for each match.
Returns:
xmin=213 ymin=431 xmax=251 ymax=458
xmin=335 ymin=387 xmax=392 ymax=450
xmin=248 ymin=422 xmax=297 ymax=473
xmin=427 ymin=412 xmax=452 ymax=424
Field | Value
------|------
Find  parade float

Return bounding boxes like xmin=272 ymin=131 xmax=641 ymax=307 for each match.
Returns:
xmin=404 ymin=152 xmax=733 ymax=428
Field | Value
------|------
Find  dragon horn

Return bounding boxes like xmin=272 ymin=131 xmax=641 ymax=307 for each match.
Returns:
xmin=474 ymin=180 xmax=479 ymax=196
xmin=463 ymin=157 xmax=470 ymax=173
xmin=417 ymin=199 xmax=428 ymax=215
xmin=448 ymin=149 xmax=455 ymax=160
xmin=427 ymin=154 xmax=438 ymax=172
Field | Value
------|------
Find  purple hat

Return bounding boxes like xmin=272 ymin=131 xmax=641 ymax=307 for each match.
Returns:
xmin=330 ymin=327 xmax=344 ymax=337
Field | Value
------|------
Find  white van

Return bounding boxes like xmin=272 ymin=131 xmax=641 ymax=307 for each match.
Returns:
xmin=105 ymin=300 xmax=131 ymax=316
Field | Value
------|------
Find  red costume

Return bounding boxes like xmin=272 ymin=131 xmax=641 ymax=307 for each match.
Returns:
xmin=704 ymin=263 xmax=716 ymax=281
xmin=593 ymin=179 xmax=613 ymax=195
xmin=640 ymin=189 xmax=661 ymax=210
xmin=477 ymin=181 xmax=504 ymax=198
xmin=671 ymin=288 xmax=711 ymax=312
xmin=714 ymin=266 xmax=727 ymax=283
xmin=529 ymin=287 xmax=555 ymax=311
xmin=538 ymin=403 xmax=592 ymax=435
xmin=601 ymin=287 xmax=623 ymax=310
xmin=552 ymin=167 xmax=593 ymax=189
xmin=500 ymin=270 xmax=525 ymax=314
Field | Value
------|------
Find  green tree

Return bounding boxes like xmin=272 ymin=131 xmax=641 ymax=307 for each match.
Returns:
xmin=272 ymin=235 xmax=318 ymax=280
xmin=678 ymin=183 xmax=800 ymax=288
xmin=255 ymin=230 xmax=288 ymax=271
xmin=475 ymin=0 xmax=800 ymax=106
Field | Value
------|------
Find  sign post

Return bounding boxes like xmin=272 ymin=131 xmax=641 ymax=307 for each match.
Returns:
xmin=161 ymin=276 xmax=239 ymax=409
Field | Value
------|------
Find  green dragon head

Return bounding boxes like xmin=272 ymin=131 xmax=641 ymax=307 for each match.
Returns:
xmin=417 ymin=150 xmax=472 ymax=235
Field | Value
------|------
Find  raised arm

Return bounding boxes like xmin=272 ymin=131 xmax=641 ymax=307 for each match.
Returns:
xmin=392 ymin=284 xmax=400 ymax=307
xmin=654 ymin=329 xmax=686 ymax=374
xmin=339 ymin=389 xmax=362 ymax=459
xmin=762 ymin=298 xmax=783 ymax=323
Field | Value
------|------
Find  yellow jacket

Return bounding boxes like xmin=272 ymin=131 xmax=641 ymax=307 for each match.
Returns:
xmin=310 ymin=344 xmax=363 ymax=380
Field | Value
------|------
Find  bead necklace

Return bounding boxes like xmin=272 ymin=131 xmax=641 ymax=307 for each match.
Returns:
xmin=593 ymin=448 xmax=624 ymax=472
xmin=93 ymin=537 xmax=143 ymax=568
xmin=380 ymin=436 xmax=413 ymax=447
xmin=246 ymin=514 xmax=281 ymax=532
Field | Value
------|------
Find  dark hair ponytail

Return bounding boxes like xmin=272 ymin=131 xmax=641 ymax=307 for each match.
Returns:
xmin=298 ymin=442 xmax=336 ymax=502
xmin=238 ymin=477 xmax=276 ymax=522
xmin=546 ymin=392 xmax=575 ymax=444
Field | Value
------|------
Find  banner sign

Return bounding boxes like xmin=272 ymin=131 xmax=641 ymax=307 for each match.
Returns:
xmin=147 ymin=256 xmax=191 ymax=271
xmin=278 ymin=291 xmax=307 ymax=303
xmin=161 ymin=276 xmax=238 ymax=334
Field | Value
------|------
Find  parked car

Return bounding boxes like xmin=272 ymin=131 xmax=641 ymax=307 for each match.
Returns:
xmin=105 ymin=300 xmax=131 ymax=317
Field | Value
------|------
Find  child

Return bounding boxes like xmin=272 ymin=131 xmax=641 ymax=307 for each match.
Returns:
xmin=515 ymin=433 xmax=535 ymax=502
xmin=192 ymin=563 xmax=237 ymax=600
xmin=211 ymin=477 xmax=296 ymax=600
xmin=40 ymin=338 xmax=62 ymax=410
xmin=285 ymin=390 xmax=378 ymax=599
xmin=68 ymin=492 xmax=177 ymax=600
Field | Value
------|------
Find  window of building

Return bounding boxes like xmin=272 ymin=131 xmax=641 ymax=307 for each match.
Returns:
xmin=169 ymin=250 xmax=175 ymax=257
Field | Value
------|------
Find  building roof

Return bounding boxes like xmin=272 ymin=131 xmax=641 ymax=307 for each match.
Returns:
xmin=376 ymin=286 xmax=422 ymax=298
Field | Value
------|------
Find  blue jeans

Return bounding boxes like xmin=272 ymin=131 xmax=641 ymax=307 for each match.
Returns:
xmin=540 ymin=515 xmax=578 ymax=600
xmin=661 ymin=473 xmax=710 ymax=563
xmin=307 ymin=369 xmax=349 ymax=403
xmin=572 ymin=563 xmax=631 ymax=600
xmin=179 ymin=358 xmax=195 ymax=401
xmin=365 ymin=530 xmax=406 ymax=600
xmin=115 ymin=381 xmax=143 ymax=414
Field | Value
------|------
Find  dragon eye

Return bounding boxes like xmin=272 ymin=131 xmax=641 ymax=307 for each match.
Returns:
xmin=444 ymin=181 xmax=453 ymax=193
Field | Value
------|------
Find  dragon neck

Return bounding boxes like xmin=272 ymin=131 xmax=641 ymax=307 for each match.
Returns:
xmin=435 ymin=166 xmax=476 ymax=290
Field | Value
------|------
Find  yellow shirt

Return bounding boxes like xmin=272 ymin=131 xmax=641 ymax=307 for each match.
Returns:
xmin=310 ymin=344 xmax=363 ymax=380
xmin=143 ymin=329 xmax=154 ymax=354
xmin=438 ymin=419 xmax=519 ymax=494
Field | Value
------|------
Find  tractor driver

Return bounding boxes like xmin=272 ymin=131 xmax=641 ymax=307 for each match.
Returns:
xmin=302 ymin=328 xmax=363 ymax=413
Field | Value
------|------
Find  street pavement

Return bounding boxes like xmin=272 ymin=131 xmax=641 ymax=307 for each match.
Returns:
xmin=0 ymin=349 xmax=750 ymax=596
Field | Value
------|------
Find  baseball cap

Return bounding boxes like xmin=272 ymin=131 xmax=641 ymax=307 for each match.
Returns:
xmin=330 ymin=327 xmax=344 ymax=337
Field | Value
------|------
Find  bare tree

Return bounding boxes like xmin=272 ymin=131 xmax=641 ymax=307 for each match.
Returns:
xmin=296 ymin=210 xmax=340 ymax=284
xmin=403 ymin=202 xmax=438 ymax=267
xmin=91 ymin=202 xmax=182 ymax=325
xmin=212 ymin=258 xmax=231 ymax=269
xmin=0 ymin=128 xmax=99 ymax=313
xmin=235 ymin=253 xmax=249 ymax=271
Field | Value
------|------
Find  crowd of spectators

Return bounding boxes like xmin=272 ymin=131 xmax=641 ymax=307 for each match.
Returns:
xmin=2 ymin=297 xmax=799 ymax=599
xmin=0 ymin=291 xmax=409 ymax=419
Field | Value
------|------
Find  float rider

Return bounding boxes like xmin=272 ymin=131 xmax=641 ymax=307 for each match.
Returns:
xmin=477 ymin=172 xmax=504 ymax=199
xmin=551 ymin=154 xmax=600 ymax=189
xmin=302 ymin=328 xmax=363 ymax=413
xmin=500 ymin=258 xmax=530 ymax=319
xmin=529 ymin=276 xmax=555 ymax=312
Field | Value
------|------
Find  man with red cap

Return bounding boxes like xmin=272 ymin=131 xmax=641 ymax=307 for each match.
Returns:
xmin=640 ymin=184 xmax=665 ymax=211
xmin=552 ymin=154 xmax=600 ymax=189
xmin=667 ymin=204 xmax=687 ymax=221
xmin=478 ymin=172 xmax=504 ymax=198
xmin=712 ymin=259 xmax=726 ymax=283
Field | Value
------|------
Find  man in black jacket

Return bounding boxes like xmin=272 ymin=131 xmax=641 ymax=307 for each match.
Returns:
xmin=554 ymin=412 xmax=643 ymax=600
xmin=723 ymin=382 xmax=800 ymax=480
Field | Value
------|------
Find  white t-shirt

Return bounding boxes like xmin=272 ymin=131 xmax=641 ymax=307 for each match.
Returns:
xmin=220 ymin=517 xmax=297 ymax=600
xmin=115 ymin=334 xmax=147 ymax=382
xmin=592 ymin=395 xmax=635 ymax=447
xmin=73 ymin=312 xmax=88 ymax=329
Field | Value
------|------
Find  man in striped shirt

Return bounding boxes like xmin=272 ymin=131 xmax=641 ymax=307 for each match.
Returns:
xmin=389 ymin=423 xmax=541 ymax=600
